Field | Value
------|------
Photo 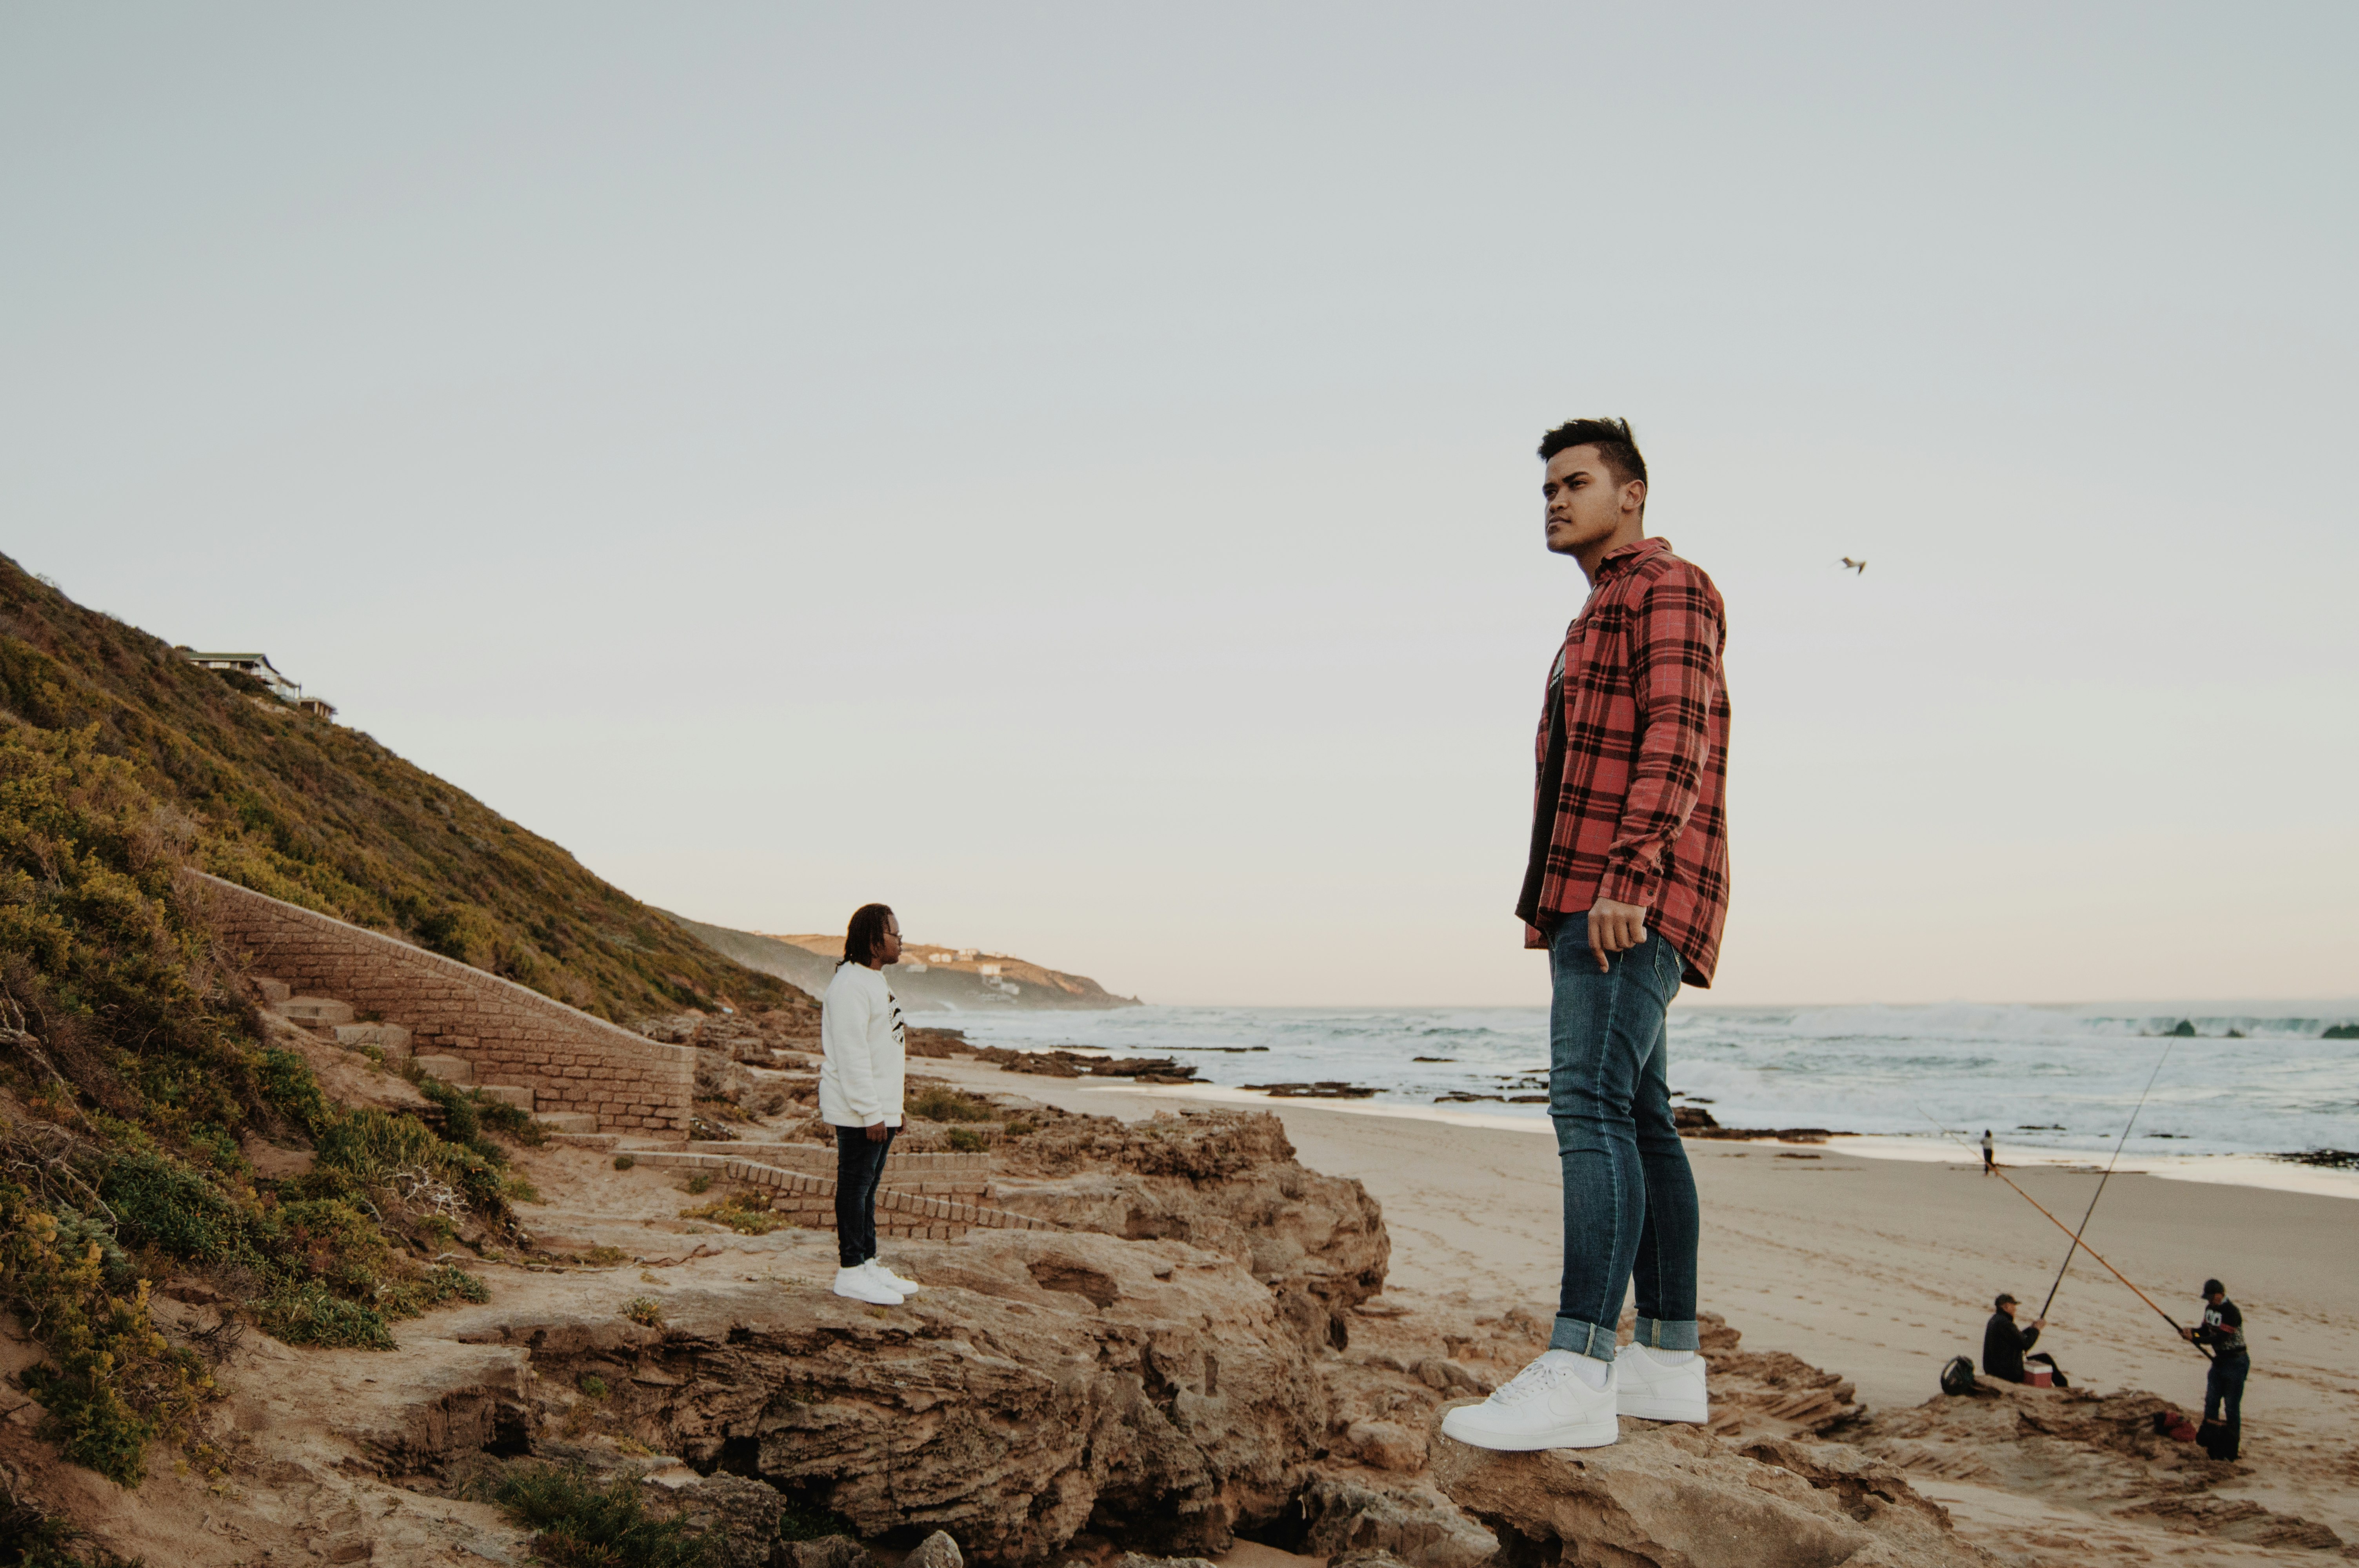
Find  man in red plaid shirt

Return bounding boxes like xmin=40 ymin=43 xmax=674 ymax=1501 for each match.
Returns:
xmin=1444 ymin=418 xmax=1731 ymax=1454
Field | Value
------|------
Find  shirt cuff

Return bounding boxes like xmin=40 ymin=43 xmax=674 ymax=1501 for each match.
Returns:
xmin=1598 ymin=862 xmax=1661 ymax=909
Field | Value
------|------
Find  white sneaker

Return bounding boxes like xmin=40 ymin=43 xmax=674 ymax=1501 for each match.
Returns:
xmin=864 ymin=1259 xmax=921 ymax=1293
xmin=1616 ymin=1343 xmax=1708 ymax=1423
xmin=1438 ymin=1350 xmax=1619 ymax=1451
xmin=832 ymin=1265 xmax=905 ymax=1305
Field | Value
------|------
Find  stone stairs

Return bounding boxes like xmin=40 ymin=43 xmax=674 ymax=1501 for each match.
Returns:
xmin=624 ymin=1147 xmax=1057 ymax=1240
xmin=258 ymin=977 xmax=594 ymax=1133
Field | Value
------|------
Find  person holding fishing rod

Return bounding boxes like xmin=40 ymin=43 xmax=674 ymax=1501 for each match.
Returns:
xmin=2182 ymin=1278 xmax=2249 ymax=1460
xmin=1981 ymin=1293 xmax=2047 ymax=1383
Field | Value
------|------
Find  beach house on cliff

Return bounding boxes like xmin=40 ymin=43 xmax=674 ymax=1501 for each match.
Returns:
xmin=180 ymin=648 xmax=337 ymax=720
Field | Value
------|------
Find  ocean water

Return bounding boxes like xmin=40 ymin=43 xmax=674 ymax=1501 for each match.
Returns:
xmin=924 ymin=1000 xmax=2359 ymax=1161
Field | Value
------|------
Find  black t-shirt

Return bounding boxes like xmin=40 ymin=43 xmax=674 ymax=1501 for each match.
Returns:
xmin=2197 ymin=1298 xmax=2247 ymax=1356
xmin=1516 ymin=653 xmax=1568 ymax=931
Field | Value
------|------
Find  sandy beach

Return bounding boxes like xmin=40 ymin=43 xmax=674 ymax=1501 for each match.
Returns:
xmin=925 ymin=1054 xmax=2359 ymax=1563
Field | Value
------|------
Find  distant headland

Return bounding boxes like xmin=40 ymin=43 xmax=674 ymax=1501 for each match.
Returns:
xmin=663 ymin=913 xmax=1143 ymax=1012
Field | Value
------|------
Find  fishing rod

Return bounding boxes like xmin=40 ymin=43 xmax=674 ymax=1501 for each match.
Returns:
xmin=1912 ymin=1103 xmax=2211 ymax=1359
xmin=2037 ymin=1042 xmax=2174 ymax=1323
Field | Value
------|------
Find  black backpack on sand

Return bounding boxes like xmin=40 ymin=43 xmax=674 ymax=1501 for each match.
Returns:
xmin=1940 ymin=1355 xmax=1977 ymax=1396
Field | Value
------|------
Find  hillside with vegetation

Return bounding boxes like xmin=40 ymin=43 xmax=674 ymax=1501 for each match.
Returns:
xmin=0 ymin=554 xmax=813 ymax=1547
xmin=0 ymin=555 xmax=802 ymax=1025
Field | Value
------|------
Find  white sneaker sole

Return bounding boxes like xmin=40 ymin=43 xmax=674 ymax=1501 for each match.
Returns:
xmin=1439 ymin=1406 xmax=1618 ymax=1451
xmin=1617 ymin=1392 xmax=1708 ymax=1423
xmin=832 ymin=1279 xmax=906 ymax=1305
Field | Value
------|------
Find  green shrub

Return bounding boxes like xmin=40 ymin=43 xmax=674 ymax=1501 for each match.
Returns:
xmin=256 ymin=1281 xmax=394 ymax=1350
xmin=621 ymin=1297 xmax=665 ymax=1328
xmin=98 ymin=1150 xmax=259 ymax=1268
xmin=312 ymin=1107 xmax=509 ymax=1222
xmin=612 ymin=1154 xmax=636 ymax=1171
xmin=412 ymin=1075 xmax=509 ymax=1165
xmin=0 ymin=1183 xmax=212 ymax=1488
xmin=577 ymin=1374 xmax=608 ymax=1399
xmin=254 ymin=1045 xmax=333 ymax=1136
xmin=683 ymin=1172 xmax=712 ymax=1196
xmin=488 ymin=1464 xmax=707 ymax=1568
xmin=311 ymin=1108 xmax=444 ymax=1188
xmin=473 ymin=1093 xmax=546 ymax=1146
xmin=906 ymin=1084 xmax=994 ymax=1123
xmin=946 ymin=1127 xmax=987 ymax=1152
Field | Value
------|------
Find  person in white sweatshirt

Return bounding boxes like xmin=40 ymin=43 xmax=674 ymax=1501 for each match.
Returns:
xmin=820 ymin=902 xmax=922 ymax=1305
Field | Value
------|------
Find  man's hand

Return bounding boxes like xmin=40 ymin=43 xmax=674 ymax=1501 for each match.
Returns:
xmin=866 ymin=1121 xmax=889 ymax=1143
xmin=2181 ymin=1326 xmax=2199 ymax=1343
xmin=1587 ymin=898 xmax=1649 ymax=971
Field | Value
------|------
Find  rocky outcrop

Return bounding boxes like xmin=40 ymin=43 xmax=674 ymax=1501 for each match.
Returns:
xmin=1296 ymin=1471 xmax=1500 ymax=1568
xmin=987 ymin=1111 xmax=1388 ymax=1346
xmin=451 ymin=1227 xmax=1326 ymax=1563
xmin=1432 ymin=1422 xmax=1996 ymax=1568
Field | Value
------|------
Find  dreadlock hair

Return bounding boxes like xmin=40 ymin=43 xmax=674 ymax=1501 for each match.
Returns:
xmin=839 ymin=903 xmax=897 ymax=969
xmin=1537 ymin=417 xmax=1648 ymax=499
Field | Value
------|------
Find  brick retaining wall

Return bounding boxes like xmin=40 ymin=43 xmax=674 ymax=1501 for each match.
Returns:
xmin=193 ymin=872 xmax=692 ymax=1134
xmin=629 ymin=1149 xmax=1058 ymax=1240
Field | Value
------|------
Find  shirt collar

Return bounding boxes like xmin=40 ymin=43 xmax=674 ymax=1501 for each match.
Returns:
xmin=1595 ymin=536 xmax=1670 ymax=581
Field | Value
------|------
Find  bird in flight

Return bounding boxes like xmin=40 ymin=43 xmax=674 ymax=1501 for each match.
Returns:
xmin=1839 ymin=557 xmax=1867 ymax=575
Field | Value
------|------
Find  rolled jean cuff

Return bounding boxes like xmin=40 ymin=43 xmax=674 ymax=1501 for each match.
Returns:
xmin=1632 ymin=1315 xmax=1699 ymax=1352
xmin=1549 ymin=1315 xmax=1619 ymax=1359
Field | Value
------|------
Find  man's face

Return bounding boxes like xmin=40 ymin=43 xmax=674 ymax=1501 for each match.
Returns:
xmin=2001 ymin=1301 xmax=2018 ymax=1318
xmin=2206 ymin=1290 xmax=2224 ymax=1306
xmin=1542 ymin=444 xmax=1644 ymax=556
xmin=880 ymin=916 xmax=903 ymax=966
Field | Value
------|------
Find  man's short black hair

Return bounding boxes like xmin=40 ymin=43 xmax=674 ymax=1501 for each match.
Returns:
xmin=1538 ymin=417 xmax=1648 ymax=492
xmin=2203 ymin=1278 xmax=2225 ymax=1296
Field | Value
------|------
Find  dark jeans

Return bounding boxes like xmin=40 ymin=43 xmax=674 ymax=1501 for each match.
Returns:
xmin=1546 ymin=920 xmax=1699 ymax=1358
xmin=2203 ymin=1350 xmax=2248 ymax=1460
xmin=833 ymin=1123 xmax=897 ymax=1269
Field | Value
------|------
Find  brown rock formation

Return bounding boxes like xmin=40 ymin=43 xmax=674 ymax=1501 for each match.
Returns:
xmin=451 ymin=1227 xmax=1326 ymax=1563
xmin=1432 ymin=1421 xmax=1996 ymax=1568
xmin=986 ymin=1110 xmax=1389 ymax=1347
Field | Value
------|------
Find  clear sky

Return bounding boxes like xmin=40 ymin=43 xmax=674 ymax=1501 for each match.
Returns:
xmin=7 ymin=4 xmax=2355 ymax=1007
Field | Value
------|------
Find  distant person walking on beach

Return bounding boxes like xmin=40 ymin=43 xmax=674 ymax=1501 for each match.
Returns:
xmin=1982 ymin=1129 xmax=1996 ymax=1174
xmin=820 ymin=903 xmax=923 ymax=1305
xmin=2182 ymin=1278 xmax=2249 ymax=1459
xmin=1445 ymin=418 xmax=1731 ymax=1452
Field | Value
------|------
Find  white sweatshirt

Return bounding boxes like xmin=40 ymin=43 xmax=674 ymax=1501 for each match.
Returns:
xmin=818 ymin=963 xmax=905 ymax=1128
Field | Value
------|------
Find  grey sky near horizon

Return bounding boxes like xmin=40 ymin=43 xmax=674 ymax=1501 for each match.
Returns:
xmin=8 ymin=4 xmax=2355 ymax=1008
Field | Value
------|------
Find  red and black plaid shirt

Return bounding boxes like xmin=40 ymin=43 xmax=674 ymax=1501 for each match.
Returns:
xmin=1516 ymin=537 xmax=1731 ymax=986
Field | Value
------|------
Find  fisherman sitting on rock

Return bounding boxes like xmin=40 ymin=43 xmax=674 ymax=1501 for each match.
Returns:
xmin=1981 ymin=1293 xmax=2045 ymax=1383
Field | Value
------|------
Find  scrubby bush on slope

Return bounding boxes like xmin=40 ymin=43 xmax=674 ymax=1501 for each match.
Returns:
xmin=0 ymin=721 xmax=509 ymax=1484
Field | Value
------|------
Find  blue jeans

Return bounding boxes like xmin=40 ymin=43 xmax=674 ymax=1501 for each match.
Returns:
xmin=1547 ymin=920 xmax=1699 ymax=1358
xmin=834 ymin=1123 xmax=897 ymax=1269
xmin=2203 ymin=1350 xmax=2248 ymax=1460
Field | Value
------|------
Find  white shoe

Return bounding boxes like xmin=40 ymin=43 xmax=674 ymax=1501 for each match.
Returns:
xmin=864 ymin=1259 xmax=921 ymax=1293
xmin=1616 ymin=1343 xmax=1708 ymax=1423
xmin=1438 ymin=1350 xmax=1619 ymax=1451
xmin=832 ymin=1265 xmax=905 ymax=1305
